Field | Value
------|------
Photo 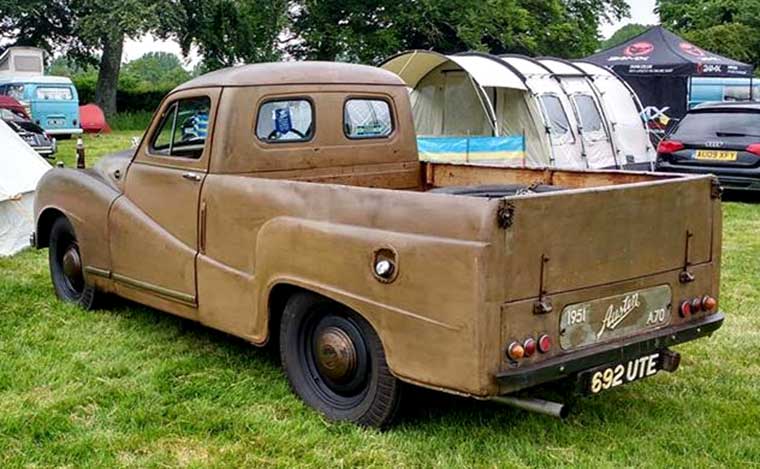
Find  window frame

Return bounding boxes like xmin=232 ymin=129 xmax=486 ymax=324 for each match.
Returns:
xmin=537 ymin=93 xmax=575 ymax=144
xmin=147 ymin=95 xmax=211 ymax=160
xmin=571 ymin=93 xmax=605 ymax=137
xmin=342 ymin=96 xmax=395 ymax=140
xmin=254 ymin=96 xmax=316 ymax=144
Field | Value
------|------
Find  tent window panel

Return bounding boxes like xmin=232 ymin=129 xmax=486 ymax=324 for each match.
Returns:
xmin=344 ymin=99 xmax=393 ymax=139
xmin=572 ymin=95 xmax=603 ymax=133
xmin=538 ymin=94 xmax=574 ymax=142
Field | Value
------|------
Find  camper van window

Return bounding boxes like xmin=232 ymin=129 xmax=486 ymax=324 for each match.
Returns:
xmin=539 ymin=94 xmax=573 ymax=140
xmin=344 ymin=99 xmax=393 ymax=139
xmin=36 ymin=87 xmax=73 ymax=101
xmin=6 ymin=84 xmax=24 ymax=101
xmin=572 ymin=95 xmax=603 ymax=133
xmin=150 ymin=96 xmax=211 ymax=159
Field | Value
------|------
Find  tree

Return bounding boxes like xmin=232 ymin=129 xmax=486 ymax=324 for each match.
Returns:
xmin=159 ymin=0 xmax=288 ymax=72
xmin=0 ymin=0 xmax=172 ymax=116
xmin=121 ymin=52 xmax=190 ymax=89
xmin=657 ymin=0 xmax=760 ymax=73
xmin=286 ymin=0 xmax=630 ymax=63
xmin=601 ymin=23 xmax=651 ymax=50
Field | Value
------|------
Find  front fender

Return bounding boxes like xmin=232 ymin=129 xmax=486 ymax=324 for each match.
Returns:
xmin=34 ymin=168 xmax=121 ymax=275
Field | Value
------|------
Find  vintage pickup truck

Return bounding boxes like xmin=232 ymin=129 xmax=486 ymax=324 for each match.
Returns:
xmin=32 ymin=62 xmax=724 ymax=428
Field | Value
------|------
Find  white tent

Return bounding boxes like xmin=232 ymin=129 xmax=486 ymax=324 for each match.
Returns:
xmin=572 ymin=61 xmax=656 ymax=168
xmin=0 ymin=119 xmax=50 ymax=256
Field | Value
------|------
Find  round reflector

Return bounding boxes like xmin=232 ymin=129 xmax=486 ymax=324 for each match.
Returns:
xmin=537 ymin=334 xmax=551 ymax=354
xmin=702 ymin=296 xmax=717 ymax=312
xmin=507 ymin=342 xmax=525 ymax=360
xmin=523 ymin=338 xmax=536 ymax=357
xmin=679 ymin=300 xmax=692 ymax=318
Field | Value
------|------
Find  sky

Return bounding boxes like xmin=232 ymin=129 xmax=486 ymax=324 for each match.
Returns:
xmin=123 ymin=0 xmax=660 ymax=67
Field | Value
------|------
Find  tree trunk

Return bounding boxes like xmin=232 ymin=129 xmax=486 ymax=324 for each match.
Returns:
xmin=94 ymin=32 xmax=124 ymax=117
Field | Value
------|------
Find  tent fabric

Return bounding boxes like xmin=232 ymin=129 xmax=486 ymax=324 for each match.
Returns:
xmin=574 ymin=61 xmax=656 ymax=165
xmin=0 ymin=119 xmax=50 ymax=256
xmin=585 ymin=26 xmax=754 ymax=119
xmin=79 ymin=104 xmax=111 ymax=133
xmin=539 ymin=58 xmax=617 ymax=168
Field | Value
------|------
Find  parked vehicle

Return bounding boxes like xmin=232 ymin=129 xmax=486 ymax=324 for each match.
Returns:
xmin=32 ymin=62 xmax=724 ymax=428
xmin=657 ymin=102 xmax=760 ymax=192
xmin=0 ymin=75 xmax=82 ymax=138
xmin=689 ymin=77 xmax=759 ymax=109
xmin=0 ymin=107 xmax=56 ymax=157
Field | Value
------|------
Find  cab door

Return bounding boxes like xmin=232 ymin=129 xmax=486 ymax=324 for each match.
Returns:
xmin=109 ymin=89 xmax=218 ymax=310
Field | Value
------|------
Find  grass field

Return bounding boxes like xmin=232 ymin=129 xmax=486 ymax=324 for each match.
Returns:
xmin=1 ymin=138 xmax=758 ymax=468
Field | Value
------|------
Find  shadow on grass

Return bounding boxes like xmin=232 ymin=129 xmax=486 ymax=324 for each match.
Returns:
xmin=723 ymin=190 xmax=760 ymax=203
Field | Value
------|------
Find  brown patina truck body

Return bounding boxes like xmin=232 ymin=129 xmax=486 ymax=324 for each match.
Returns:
xmin=33 ymin=63 xmax=723 ymax=423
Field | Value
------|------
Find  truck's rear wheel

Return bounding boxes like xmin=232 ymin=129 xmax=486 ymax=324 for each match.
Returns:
xmin=279 ymin=292 xmax=402 ymax=428
xmin=49 ymin=217 xmax=99 ymax=309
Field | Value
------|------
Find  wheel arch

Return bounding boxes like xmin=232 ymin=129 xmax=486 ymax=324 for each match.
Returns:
xmin=35 ymin=207 xmax=68 ymax=248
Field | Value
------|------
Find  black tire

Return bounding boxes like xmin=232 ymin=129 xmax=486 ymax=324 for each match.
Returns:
xmin=48 ymin=216 xmax=99 ymax=309
xmin=279 ymin=292 xmax=403 ymax=428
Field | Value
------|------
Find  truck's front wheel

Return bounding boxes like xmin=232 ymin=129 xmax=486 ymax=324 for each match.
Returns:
xmin=49 ymin=216 xmax=99 ymax=309
xmin=279 ymin=292 xmax=402 ymax=428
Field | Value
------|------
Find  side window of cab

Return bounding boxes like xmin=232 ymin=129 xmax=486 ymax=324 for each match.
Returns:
xmin=150 ymin=96 xmax=211 ymax=158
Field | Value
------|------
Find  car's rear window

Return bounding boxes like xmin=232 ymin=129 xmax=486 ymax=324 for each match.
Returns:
xmin=673 ymin=111 xmax=760 ymax=138
xmin=344 ymin=99 xmax=393 ymax=139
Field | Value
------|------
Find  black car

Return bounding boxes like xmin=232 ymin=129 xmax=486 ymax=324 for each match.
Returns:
xmin=656 ymin=102 xmax=760 ymax=192
xmin=1 ymin=108 xmax=57 ymax=157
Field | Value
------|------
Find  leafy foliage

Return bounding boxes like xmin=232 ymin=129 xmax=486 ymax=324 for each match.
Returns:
xmin=601 ymin=23 xmax=652 ymax=50
xmin=657 ymin=0 xmax=760 ymax=73
xmin=286 ymin=0 xmax=630 ymax=63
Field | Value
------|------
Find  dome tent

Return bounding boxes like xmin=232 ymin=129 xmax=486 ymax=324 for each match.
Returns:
xmin=585 ymin=26 xmax=754 ymax=120
xmin=0 ymin=119 xmax=50 ymax=256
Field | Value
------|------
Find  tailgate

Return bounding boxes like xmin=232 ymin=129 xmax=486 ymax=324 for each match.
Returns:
xmin=502 ymin=175 xmax=716 ymax=301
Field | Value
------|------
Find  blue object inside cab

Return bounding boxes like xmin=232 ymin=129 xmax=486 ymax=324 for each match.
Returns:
xmin=0 ymin=76 xmax=82 ymax=137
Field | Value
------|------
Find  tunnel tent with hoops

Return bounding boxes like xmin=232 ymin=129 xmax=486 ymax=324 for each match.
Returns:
xmin=572 ymin=60 xmax=657 ymax=168
xmin=497 ymin=55 xmax=588 ymax=168
xmin=380 ymin=50 xmax=556 ymax=167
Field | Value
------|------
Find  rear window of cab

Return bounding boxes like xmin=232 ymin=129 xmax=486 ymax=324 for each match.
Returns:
xmin=254 ymin=96 xmax=394 ymax=143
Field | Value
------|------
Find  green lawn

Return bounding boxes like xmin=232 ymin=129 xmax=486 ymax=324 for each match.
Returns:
xmin=1 ymin=139 xmax=759 ymax=468
xmin=52 ymin=131 xmax=145 ymax=168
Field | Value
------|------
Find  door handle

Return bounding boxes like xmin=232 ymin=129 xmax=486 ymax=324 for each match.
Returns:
xmin=182 ymin=172 xmax=202 ymax=182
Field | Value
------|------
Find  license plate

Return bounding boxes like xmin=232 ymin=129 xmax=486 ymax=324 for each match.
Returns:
xmin=559 ymin=285 xmax=672 ymax=350
xmin=47 ymin=118 xmax=64 ymax=126
xmin=695 ymin=149 xmax=737 ymax=161
xmin=581 ymin=353 xmax=662 ymax=394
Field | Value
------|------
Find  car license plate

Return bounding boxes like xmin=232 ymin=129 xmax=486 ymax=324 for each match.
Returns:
xmin=559 ymin=285 xmax=672 ymax=350
xmin=695 ymin=149 xmax=737 ymax=161
xmin=581 ymin=353 xmax=662 ymax=394
xmin=47 ymin=118 xmax=65 ymax=126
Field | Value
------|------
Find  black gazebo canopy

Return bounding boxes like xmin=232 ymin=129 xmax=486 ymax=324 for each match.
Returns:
xmin=586 ymin=26 xmax=754 ymax=118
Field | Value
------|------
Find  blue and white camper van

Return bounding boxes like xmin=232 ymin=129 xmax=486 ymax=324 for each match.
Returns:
xmin=0 ymin=47 xmax=81 ymax=138
xmin=0 ymin=76 xmax=82 ymax=137
xmin=689 ymin=77 xmax=759 ymax=109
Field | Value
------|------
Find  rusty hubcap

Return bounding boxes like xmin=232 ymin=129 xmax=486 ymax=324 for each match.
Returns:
xmin=315 ymin=326 xmax=358 ymax=383
xmin=61 ymin=244 xmax=83 ymax=292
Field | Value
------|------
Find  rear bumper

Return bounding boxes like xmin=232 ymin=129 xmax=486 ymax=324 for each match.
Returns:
xmin=495 ymin=312 xmax=724 ymax=393
xmin=657 ymin=161 xmax=760 ymax=191
xmin=46 ymin=128 xmax=82 ymax=136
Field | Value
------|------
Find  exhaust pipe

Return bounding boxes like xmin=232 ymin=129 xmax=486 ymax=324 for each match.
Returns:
xmin=490 ymin=396 xmax=569 ymax=419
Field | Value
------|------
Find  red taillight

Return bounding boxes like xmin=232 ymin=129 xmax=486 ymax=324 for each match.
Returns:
xmin=702 ymin=296 xmax=717 ymax=312
xmin=679 ymin=300 xmax=692 ymax=318
xmin=746 ymin=143 xmax=760 ymax=156
xmin=657 ymin=139 xmax=685 ymax=154
xmin=537 ymin=335 xmax=551 ymax=354
xmin=690 ymin=297 xmax=703 ymax=313
xmin=507 ymin=342 xmax=525 ymax=361
xmin=523 ymin=338 xmax=536 ymax=357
